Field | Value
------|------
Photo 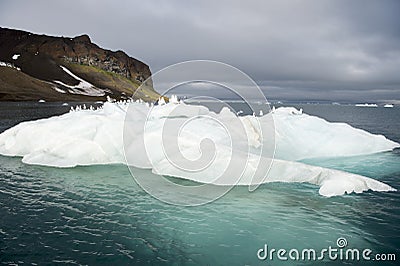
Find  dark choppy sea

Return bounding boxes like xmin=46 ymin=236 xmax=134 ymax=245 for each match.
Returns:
xmin=0 ymin=102 xmax=399 ymax=265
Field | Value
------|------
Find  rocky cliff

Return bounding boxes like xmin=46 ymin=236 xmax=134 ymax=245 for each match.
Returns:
xmin=0 ymin=27 xmax=159 ymax=101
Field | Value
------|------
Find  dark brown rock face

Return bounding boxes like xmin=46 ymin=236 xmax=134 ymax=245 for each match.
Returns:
xmin=0 ymin=27 xmax=158 ymax=101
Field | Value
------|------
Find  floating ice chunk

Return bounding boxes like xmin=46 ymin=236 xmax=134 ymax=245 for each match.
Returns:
xmin=38 ymin=99 xmax=46 ymax=103
xmin=355 ymin=103 xmax=378 ymax=107
xmin=0 ymin=102 xmax=398 ymax=197
xmin=12 ymin=54 xmax=20 ymax=60
xmin=384 ymin=104 xmax=394 ymax=108
xmin=1 ymin=103 xmax=398 ymax=165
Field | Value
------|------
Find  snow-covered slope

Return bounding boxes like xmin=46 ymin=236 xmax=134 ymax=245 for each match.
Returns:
xmin=54 ymin=66 xmax=105 ymax=96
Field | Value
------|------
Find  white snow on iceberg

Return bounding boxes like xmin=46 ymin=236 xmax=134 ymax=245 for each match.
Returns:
xmin=272 ymin=107 xmax=399 ymax=160
xmin=0 ymin=101 xmax=398 ymax=197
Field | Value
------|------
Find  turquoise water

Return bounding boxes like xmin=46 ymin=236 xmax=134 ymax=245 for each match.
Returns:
xmin=0 ymin=103 xmax=399 ymax=265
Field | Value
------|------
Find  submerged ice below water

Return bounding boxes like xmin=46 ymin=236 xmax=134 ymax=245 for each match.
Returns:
xmin=0 ymin=155 xmax=399 ymax=265
xmin=0 ymin=102 xmax=399 ymax=265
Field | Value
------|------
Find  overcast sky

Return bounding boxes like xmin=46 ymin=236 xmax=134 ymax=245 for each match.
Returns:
xmin=1 ymin=0 xmax=399 ymax=102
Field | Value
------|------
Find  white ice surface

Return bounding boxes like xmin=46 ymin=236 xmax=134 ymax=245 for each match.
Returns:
xmin=0 ymin=102 xmax=398 ymax=197
xmin=355 ymin=103 xmax=378 ymax=107
xmin=272 ymin=107 xmax=399 ymax=160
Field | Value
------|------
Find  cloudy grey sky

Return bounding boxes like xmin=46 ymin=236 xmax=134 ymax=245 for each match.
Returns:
xmin=1 ymin=0 xmax=399 ymax=102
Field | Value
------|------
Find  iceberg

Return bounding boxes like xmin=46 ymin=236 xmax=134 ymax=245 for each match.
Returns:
xmin=0 ymin=101 xmax=398 ymax=197
xmin=355 ymin=103 xmax=378 ymax=107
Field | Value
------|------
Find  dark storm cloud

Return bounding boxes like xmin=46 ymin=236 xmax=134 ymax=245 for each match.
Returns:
xmin=0 ymin=0 xmax=399 ymax=101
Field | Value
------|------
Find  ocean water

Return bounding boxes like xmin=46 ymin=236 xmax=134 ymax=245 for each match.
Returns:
xmin=0 ymin=102 xmax=399 ymax=265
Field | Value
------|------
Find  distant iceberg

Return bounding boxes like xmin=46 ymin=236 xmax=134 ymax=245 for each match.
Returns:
xmin=355 ymin=103 xmax=378 ymax=107
xmin=384 ymin=104 xmax=394 ymax=108
xmin=0 ymin=101 xmax=398 ymax=197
